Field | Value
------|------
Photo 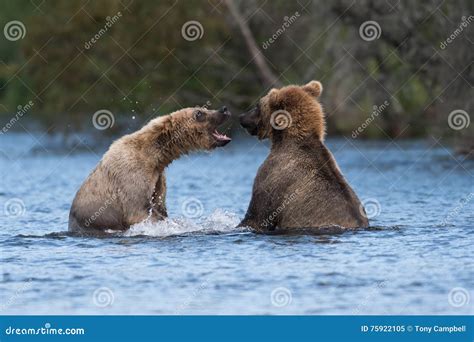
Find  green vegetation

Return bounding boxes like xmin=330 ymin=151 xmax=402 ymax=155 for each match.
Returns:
xmin=0 ymin=0 xmax=472 ymax=153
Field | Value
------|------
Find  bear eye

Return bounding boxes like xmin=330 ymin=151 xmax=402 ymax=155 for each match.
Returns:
xmin=194 ymin=110 xmax=205 ymax=121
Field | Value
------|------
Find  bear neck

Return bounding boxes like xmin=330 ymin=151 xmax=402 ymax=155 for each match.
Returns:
xmin=157 ymin=136 xmax=197 ymax=166
xmin=270 ymin=131 xmax=323 ymax=151
xmin=132 ymin=118 xmax=199 ymax=169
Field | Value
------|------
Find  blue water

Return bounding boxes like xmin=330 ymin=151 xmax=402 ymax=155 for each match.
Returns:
xmin=1 ymin=133 xmax=473 ymax=314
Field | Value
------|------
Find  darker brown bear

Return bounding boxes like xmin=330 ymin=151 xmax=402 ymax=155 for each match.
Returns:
xmin=239 ymin=81 xmax=368 ymax=232
xmin=69 ymin=106 xmax=231 ymax=233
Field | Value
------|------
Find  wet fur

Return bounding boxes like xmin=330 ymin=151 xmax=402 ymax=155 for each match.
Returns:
xmin=240 ymin=81 xmax=369 ymax=232
xmin=69 ymin=107 xmax=229 ymax=232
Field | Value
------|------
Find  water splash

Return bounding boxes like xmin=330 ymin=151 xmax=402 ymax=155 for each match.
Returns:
xmin=124 ymin=209 xmax=242 ymax=237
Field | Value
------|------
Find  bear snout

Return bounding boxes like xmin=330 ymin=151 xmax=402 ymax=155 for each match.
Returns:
xmin=219 ymin=106 xmax=229 ymax=114
xmin=215 ymin=107 xmax=231 ymax=126
xmin=239 ymin=110 xmax=257 ymax=135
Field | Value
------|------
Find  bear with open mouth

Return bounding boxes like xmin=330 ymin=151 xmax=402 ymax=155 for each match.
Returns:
xmin=239 ymin=81 xmax=368 ymax=232
xmin=69 ymin=106 xmax=231 ymax=233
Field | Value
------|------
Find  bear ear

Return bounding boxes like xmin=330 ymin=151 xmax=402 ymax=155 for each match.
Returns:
xmin=268 ymin=88 xmax=279 ymax=98
xmin=268 ymin=88 xmax=282 ymax=106
xmin=302 ymin=80 xmax=323 ymax=98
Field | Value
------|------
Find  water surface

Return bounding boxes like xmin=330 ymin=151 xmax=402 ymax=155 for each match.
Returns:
xmin=1 ymin=133 xmax=473 ymax=314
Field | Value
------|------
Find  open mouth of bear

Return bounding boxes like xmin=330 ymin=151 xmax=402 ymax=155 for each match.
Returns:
xmin=211 ymin=129 xmax=231 ymax=147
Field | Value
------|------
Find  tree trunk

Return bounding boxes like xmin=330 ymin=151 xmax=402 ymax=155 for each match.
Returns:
xmin=224 ymin=0 xmax=281 ymax=89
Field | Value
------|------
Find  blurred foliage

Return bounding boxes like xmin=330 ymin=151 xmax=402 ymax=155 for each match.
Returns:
xmin=0 ymin=0 xmax=472 ymax=151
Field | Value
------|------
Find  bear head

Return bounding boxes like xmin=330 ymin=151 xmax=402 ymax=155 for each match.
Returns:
xmin=239 ymin=81 xmax=325 ymax=141
xmin=156 ymin=106 xmax=232 ymax=151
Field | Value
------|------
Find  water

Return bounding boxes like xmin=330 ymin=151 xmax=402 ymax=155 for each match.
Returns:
xmin=1 ymin=133 xmax=473 ymax=314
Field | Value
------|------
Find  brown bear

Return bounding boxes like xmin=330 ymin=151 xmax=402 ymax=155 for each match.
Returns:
xmin=69 ymin=106 xmax=231 ymax=233
xmin=239 ymin=81 xmax=368 ymax=232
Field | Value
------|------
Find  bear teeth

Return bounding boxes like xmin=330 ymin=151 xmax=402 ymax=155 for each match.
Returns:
xmin=212 ymin=130 xmax=230 ymax=140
